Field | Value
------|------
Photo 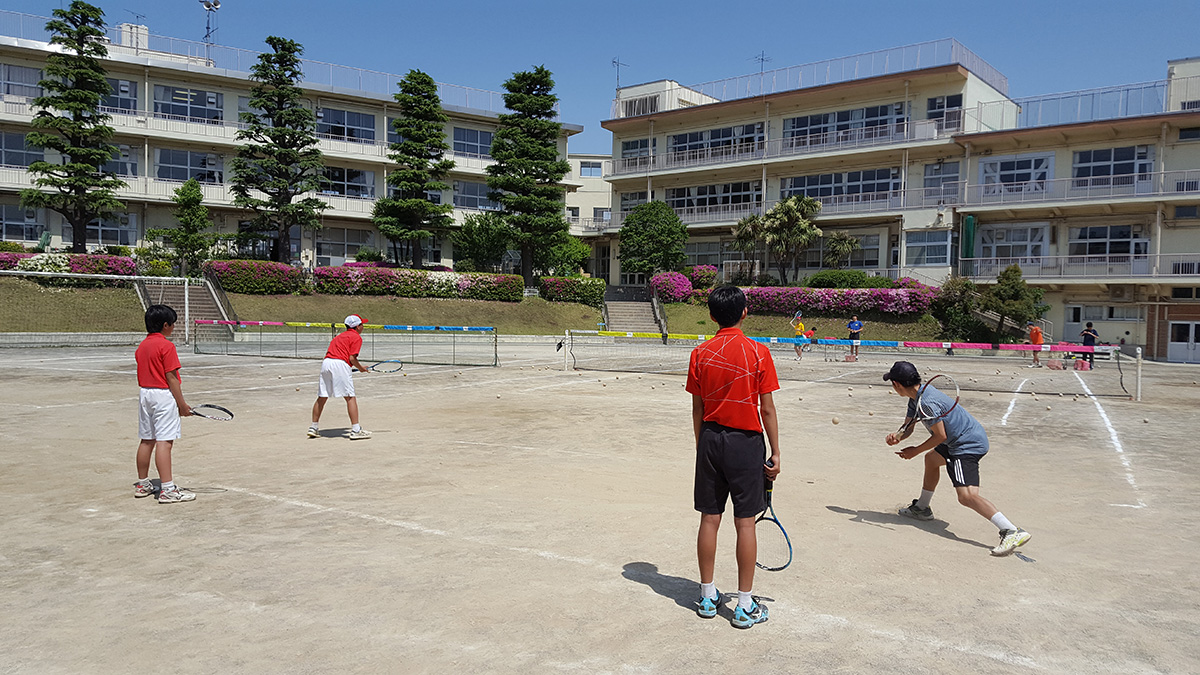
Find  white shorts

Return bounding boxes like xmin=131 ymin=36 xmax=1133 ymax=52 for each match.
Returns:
xmin=138 ymin=388 xmax=181 ymax=441
xmin=318 ymin=358 xmax=356 ymax=398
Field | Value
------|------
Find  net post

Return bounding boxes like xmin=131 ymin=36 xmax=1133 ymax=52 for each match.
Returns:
xmin=183 ymin=278 xmax=190 ymax=345
xmin=563 ymin=330 xmax=570 ymax=371
xmin=1136 ymin=347 xmax=1143 ymax=402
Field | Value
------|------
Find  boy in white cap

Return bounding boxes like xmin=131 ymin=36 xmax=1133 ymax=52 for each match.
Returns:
xmin=308 ymin=314 xmax=371 ymax=440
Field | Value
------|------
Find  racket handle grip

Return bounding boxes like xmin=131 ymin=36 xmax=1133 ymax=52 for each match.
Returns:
xmin=764 ymin=458 xmax=775 ymax=487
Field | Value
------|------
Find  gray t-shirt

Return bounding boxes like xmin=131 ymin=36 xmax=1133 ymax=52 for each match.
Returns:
xmin=905 ymin=384 xmax=989 ymax=457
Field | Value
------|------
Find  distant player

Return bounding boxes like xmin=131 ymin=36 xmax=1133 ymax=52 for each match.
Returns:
xmin=1027 ymin=321 xmax=1044 ymax=368
xmin=847 ymin=315 xmax=864 ymax=358
xmin=308 ymin=314 xmax=372 ymax=440
xmin=883 ymin=361 xmax=1031 ymax=557
xmin=687 ymin=285 xmax=781 ymax=629
xmin=789 ymin=310 xmax=806 ymax=360
xmin=1080 ymin=322 xmax=1100 ymax=368
xmin=132 ymin=304 xmax=195 ymax=504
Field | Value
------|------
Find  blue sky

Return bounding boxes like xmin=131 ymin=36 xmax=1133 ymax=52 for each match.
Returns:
xmin=19 ymin=0 xmax=1200 ymax=153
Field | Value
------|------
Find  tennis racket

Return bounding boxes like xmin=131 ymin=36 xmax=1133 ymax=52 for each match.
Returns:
xmin=898 ymin=373 xmax=960 ymax=435
xmin=368 ymin=360 xmax=403 ymax=373
xmin=190 ymin=404 xmax=234 ymax=421
xmin=756 ymin=459 xmax=793 ymax=572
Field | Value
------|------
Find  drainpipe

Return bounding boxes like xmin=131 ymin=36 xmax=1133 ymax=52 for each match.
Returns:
xmin=647 ymin=120 xmax=655 ymax=199
xmin=1154 ymin=203 xmax=1163 ymax=276
xmin=901 ymin=148 xmax=909 ymax=208
xmin=1157 ymin=122 xmax=1167 ymax=194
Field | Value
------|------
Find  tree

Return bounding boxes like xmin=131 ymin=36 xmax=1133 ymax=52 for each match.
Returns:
xmin=978 ymin=264 xmax=1050 ymax=340
xmin=147 ymin=179 xmax=218 ymax=276
xmin=485 ymin=66 xmax=571 ymax=285
xmin=931 ymin=276 xmax=991 ymax=342
xmin=822 ymin=231 xmax=862 ymax=269
xmin=617 ymin=201 xmax=688 ymax=275
xmin=732 ymin=196 xmax=822 ymax=284
xmin=535 ymin=232 xmax=591 ymax=277
xmin=373 ymin=70 xmax=455 ymax=267
xmin=229 ymin=36 xmax=327 ymax=264
xmin=20 ymin=1 xmax=126 ymax=254
xmin=451 ymin=211 xmax=512 ymax=271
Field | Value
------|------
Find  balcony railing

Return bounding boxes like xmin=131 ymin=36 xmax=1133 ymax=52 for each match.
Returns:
xmin=960 ymin=254 xmax=1200 ymax=280
xmin=605 ymin=118 xmax=960 ymax=177
xmin=568 ymin=217 xmax=619 ymax=234
xmin=963 ymin=171 xmax=1200 ymax=207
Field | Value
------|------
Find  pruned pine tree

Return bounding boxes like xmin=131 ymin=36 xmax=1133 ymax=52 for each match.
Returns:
xmin=20 ymin=1 xmax=126 ymax=254
xmin=373 ymin=70 xmax=454 ymax=267
xmin=229 ymin=36 xmax=327 ymax=264
xmin=486 ymin=66 xmax=571 ymax=285
xmin=147 ymin=179 xmax=218 ymax=277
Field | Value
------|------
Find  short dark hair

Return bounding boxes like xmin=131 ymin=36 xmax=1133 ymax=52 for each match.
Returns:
xmin=708 ymin=284 xmax=746 ymax=328
xmin=145 ymin=304 xmax=177 ymax=333
xmin=1086 ymin=322 xmax=1094 ymax=328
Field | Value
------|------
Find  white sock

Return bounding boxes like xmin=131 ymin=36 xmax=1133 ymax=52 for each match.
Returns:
xmin=160 ymin=481 xmax=175 ymax=491
xmin=700 ymin=582 xmax=717 ymax=600
xmin=990 ymin=512 xmax=1016 ymax=532
xmin=738 ymin=590 xmax=754 ymax=611
xmin=351 ymin=424 xmax=361 ymax=432
xmin=309 ymin=423 xmax=318 ymax=430
xmin=917 ymin=489 xmax=935 ymax=509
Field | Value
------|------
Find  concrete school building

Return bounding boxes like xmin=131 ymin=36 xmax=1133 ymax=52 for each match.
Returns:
xmin=0 ymin=10 xmax=585 ymax=269
xmin=598 ymin=39 xmax=1200 ymax=362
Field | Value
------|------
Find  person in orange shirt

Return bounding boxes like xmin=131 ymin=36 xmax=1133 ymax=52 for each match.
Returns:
xmin=308 ymin=314 xmax=371 ymax=440
xmin=1027 ymin=321 xmax=1044 ymax=368
xmin=133 ymin=304 xmax=195 ymax=504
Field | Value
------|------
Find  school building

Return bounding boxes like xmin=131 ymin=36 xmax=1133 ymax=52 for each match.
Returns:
xmin=597 ymin=39 xmax=1200 ymax=362
xmin=0 ymin=9 xmax=585 ymax=270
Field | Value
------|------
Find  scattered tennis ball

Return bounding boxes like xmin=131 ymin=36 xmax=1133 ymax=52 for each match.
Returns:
xmin=832 ymin=417 xmax=840 ymax=425
xmin=1046 ymin=405 xmax=1052 ymax=410
xmin=295 ymin=388 xmax=300 ymax=392
xmin=797 ymin=397 xmax=803 ymax=401
xmin=868 ymin=411 xmax=874 ymax=416
xmin=848 ymin=386 xmax=853 ymax=391
xmin=988 ymin=392 xmax=993 ymax=396
xmin=848 ymin=393 xmax=853 ymax=397
xmin=615 ymin=376 xmax=619 ymax=380
xmin=277 ymin=375 xmax=282 ymax=379
xmin=496 ymin=394 xmax=501 ymax=399
xmin=650 ymin=386 xmax=655 ymax=390
xmin=1143 ymin=418 xmax=1149 ymax=423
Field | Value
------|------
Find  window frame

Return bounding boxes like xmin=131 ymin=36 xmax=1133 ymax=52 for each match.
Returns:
xmin=155 ymin=148 xmax=223 ymax=184
xmin=153 ymin=85 xmax=224 ymax=122
xmin=322 ymin=166 xmax=376 ymax=199
xmin=317 ymin=107 xmax=377 ymax=143
xmin=0 ymin=203 xmax=44 ymax=242
xmin=452 ymin=127 xmax=494 ymax=159
xmin=453 ymin=180 xmax=501 ymax=211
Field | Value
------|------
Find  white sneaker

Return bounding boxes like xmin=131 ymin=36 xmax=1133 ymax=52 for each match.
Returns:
xmin=898 ymin=499 xmax=934 ymax=521
xmin=307 ymin=426 xmax=320 ymax=438
xmin=348 ymin=429 xmax=372 ymax=440
xmin=991 ymin=528 xmax=1031 ymax=556
xmin=158 ymin=485 xmax=196 ymax=504
xmin=133 ymin=478 xmax=155 ymax=498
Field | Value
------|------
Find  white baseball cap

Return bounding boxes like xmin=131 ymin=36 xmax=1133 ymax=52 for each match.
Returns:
xmin=344 ymin=314 xmax=364 ymax=328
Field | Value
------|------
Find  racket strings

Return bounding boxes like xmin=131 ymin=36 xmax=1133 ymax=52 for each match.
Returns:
xmin=755 ymin=514 xmax=792 ymax=571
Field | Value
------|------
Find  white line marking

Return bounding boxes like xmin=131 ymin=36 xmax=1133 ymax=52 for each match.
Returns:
xmin=1073 ymin=372 xmax=1146 ymax=508
xmin=1000 ymin=378 xmax=1028 ymax=426
xmin=812 ymin=369 xmax=865 ymax=383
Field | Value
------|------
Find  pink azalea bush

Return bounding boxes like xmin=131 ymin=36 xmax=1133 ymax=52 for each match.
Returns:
xmin=685 ymin=284 xmax=937 ymax=316
xmin=311 ymin=266 xmax=522 ymax=302
xmin=68 ymin=254 xmax=137 ymax=276
xmin=202 ymin=260 xmax=304 ymax=295
xmin=687 ymin=265 xmax=718 ymax=289
xmin=343 ymin=261 xmax=401 ymax=268
xmin=540 ymin=277 xmax=605 ymax=308
xmin=0 ymin=252 xmax=35 ymax=270
xmin=651 ymin=271 xmax=692 ymax=303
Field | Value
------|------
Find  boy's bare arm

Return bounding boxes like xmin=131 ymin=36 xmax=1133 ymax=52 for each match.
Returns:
xmin=895 ymin=421 xmax=947 ymax=459
xmin=349 ymin=354 xmax=368 ymax=373
xmin=165 ymin=370 xmax=191 ymax=416
xmin=760 ymin=392 xmax=780 ymax=479
xmin=691 ymin=394 xmax=705 ymax=443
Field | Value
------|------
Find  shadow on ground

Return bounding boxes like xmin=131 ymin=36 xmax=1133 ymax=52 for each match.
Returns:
xmin=825 ymin=505 xmax=990 ymax=550
xmin=622 ymin=562 xmax=777 ymax=621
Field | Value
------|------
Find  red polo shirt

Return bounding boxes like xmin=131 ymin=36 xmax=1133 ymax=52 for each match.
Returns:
xmin=325 ymin=329 xmax=363 ymax=364
xmin=686 ymin=327 xmax=780 ymax=433
xmin=135 ymin=332 xmax=182 ymax=389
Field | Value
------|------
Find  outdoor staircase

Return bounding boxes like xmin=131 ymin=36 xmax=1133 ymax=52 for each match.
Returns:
xmin=603 ymin=285 xmax=666 ymax=334
xmin=136 ymin=279 xmax=233 ymax=342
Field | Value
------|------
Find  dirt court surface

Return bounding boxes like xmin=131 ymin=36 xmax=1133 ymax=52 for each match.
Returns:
xmin=2 ymin=342 xmax=1199 ymax=674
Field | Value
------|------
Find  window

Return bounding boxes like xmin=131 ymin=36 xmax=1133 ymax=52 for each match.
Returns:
xmin=797 ymin=234 xmax=881 ymax=269
xmin=1172 ymin=287 xmax=1196 ymax=299
xmin=621 ymin=138 xmax=654 ymax=158
xmin=237 ymin=96 xmax=270 ymax=126
xmin=104 ymin=78 xmax=138 ymax=112
xmin=619 ymin=191 xmax=648 ymax=212
xmin=386 ymin=183 xmax=442 ymax=203
xmin=1176 ymin=206 xmax=1199 ymax=219
xmin=317 ymin=107 xmax=376 ymax=142
xmin=156 ymin=148 xmax=223 ymax=183
xmin=0 ymin=204 xmax=44 ymax=242
xmin=102 ymin=145 xmax=138 ymax=176
xmin=566 ymin=206 xmax=579 ymax=218
xmin=316 ymin=227 xmax=374 ymax=265
xmin=923 ymin=161 xmax=960 ymax=200
xmin=927 ymin=94 xmax=963 ymax=130
xmin=685 ymin=241 xmax=721 ymax=267
xmin=905 ymin=230 xmax=952 ymax=266
xmin=236 ymin=221 xmax=300 ymax=262
xmin=453 ymin=180 xmax=500 ymax=210
xmin=667 ymin=123 xmax=764 ymax=155
xmin=1182 ymin=100 xmax=1200 ymax=111
xmin=593 ymin=207 xmax=611 ymax=221
xmin=1067 ymin=225 xmax=1148 ymax=257
xmin=1072 ymin=146 xmax=1152 ymax=188
xmin=386 ymin=117 xmax=405 ymax=146
xmin=0 ymin=132 xmax=42 ymax=167
xmin=979 ymin=225 xmax=1047 ymax=259
xmin=1181 ymin=127 xmax=1200 ymax=141
xmin=980 ymin=153 xmax=1053 ymax=194
xmin=781 ymin=168 xmax=900 ymax=203
xmin=782 ymin=102 xmax=905 ymax=145
xmin=622 ymin=95 xmax=659 ymax=118
xmin=1107 ymin=306 xmax=1139 ymax=320
xmin=453 ymin=127 xmax=493 ymax=158
xmin=62 ymin=213 xmax=138 ymax=246
xmin=579 ymin=161 xmax=603 ymax=177
xmin=1 ymin=64 xmax=42 ymax=98
xmin=666 ymin=182 xmax=762 ymax=211
xmin=322 ymin=166 xmax=376 ymax=198
xmin=153 ymin=85 xmax=223 ymax=121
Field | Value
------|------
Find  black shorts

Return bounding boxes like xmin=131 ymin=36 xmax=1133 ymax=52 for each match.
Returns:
xmin=934 ymin=444 xmax=981 ymax=487
xmin=849 ymin=332 xmax=862 ymax=341
xmin=695 ymin=422 xmax=766 ymax=518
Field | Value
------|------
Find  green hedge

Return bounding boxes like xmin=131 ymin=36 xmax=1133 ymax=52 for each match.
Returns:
xmin=539 ymin=277 xmax=606 ymax=308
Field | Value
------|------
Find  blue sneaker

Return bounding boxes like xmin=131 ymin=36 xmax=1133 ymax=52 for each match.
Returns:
xmin=731 ymin=600 xmax=768 ymax=629
xmin=697 ymin=590 xmax=722 ymax=618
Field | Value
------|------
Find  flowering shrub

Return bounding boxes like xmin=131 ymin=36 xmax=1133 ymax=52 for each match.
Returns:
xmin=426 ymin=271 xmax=461 ymax=298
xmin=202 ymin=260 xmax=304 ymax=295
xmin=687 ymin=265 xmax=718 ymax=289
xmin=343 ymin=261 xmax=401 ymax=268
xmin=539 ymin=276 xmax=605 ymax=308
xmin=310 ymin=267 xmax=523 ymax=302
xmin=0 ymin=252 xmax=36 ymax=270
xmin=743 ymin=286 xmax=936 ymax=316
xmin=0 ymin=241 xmax=27 ymax=253
xmin=313 ymin=266 xmax=397 ymax=295
xmin=651 ymin=271 xmax=692 ymax=304
xmin=424 ymin=265 xmax=453 ymax=272
xmin=67 ymin=254 xmax=137 ymax=276
xmin=16 ymin=253 xmax=71 ymax=273
xmin=456 ymin=273 xmax=524 ymax=302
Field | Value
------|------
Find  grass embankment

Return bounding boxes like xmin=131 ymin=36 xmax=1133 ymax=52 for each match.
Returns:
xmin=228 ymin=294 xmax=602 ymax=336
xmin=664 ymin=303 xmax=941 ymax=342
xmin=0 ymin=277 xmax=145 ymax=332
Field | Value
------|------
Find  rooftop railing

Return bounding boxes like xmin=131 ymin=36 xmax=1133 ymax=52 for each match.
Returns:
xmin=960 ymin=254 xmax=1200 ymax=280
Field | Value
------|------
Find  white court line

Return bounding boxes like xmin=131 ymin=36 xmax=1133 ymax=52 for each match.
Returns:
xmin=811 ymin=369 xmax=865 ymax=383
xmin=1000 ymin=378 xmax=1028 ymax=426
xmin=1074 ymin=372 xmax=1146 ymax=509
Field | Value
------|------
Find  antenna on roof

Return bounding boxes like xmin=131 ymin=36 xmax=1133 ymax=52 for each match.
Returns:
xmin=612 ymin=57 xmax=630 ymax=90
xmin=199 ymin=0 xmax=221 ymax=64
xmin=124 ymin=9 xmax=147 ymax=51
xmin=753 ymin=51 xmax=772 ymax=96
xmin=125 ymin=9 xmax=147 ymax=23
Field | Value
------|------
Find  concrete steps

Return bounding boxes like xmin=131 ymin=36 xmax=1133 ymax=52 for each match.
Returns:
xmin=137 ymin=280 xmax=231 ymax=341
xmin=605 ymin=300 xmax=661 ymax=333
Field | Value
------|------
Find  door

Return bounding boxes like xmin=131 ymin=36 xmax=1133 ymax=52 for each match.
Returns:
xmin=1064 ymin=306 xmax=1083 ymax=343
xmin=1166 ymin=322 xmax=1200 ymax=363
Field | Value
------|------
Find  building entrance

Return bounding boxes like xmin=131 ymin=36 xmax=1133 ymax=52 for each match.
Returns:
xmin=1167 ymin=322 xmax=1200 ymax=363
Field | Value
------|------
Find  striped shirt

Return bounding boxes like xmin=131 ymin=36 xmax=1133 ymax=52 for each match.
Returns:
xmin=686 ymin=327 xmax=780 ymax=432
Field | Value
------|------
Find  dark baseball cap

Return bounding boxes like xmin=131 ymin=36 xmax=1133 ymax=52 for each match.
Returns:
xmin=883 ymin=361 xmax=921 ymax=387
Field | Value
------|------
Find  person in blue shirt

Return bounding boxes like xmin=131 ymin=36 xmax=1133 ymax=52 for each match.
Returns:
xmin=883 ymin=361 xmax=1031 ymax=557
xmin=1080 ymin=322 xmax=1100 ymax=368
xmin=847 ymin=315 xmax=864 ymax=358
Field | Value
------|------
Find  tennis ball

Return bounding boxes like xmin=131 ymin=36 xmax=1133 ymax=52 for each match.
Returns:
xmin=1046 ymin=405 xmax=1052 ymax=410
xmin=277 ymin=375 xmax=282 ymax=379
xmin=295 ymin=388 xmax=300 ymax=392
xmin=832 ymin=417 xmax=840 ymax=425
xmin=798 ymin=397 xmax=803 ymax=401
xmin=848 ymin=393 xmax=853 ymax=397
xmin=1143 ymin=418 xmax=1149 ymax=423
xmin=848 ymin=386 xmax=853 ymax=391
xmin=988 ymin=392 xmax=993 ymax=396
xmin=650 ymin=386 xmax=655 ymax=390
xmin=496 ymin=394 xmax=501 ymax=399
xmin=868 ymin=411 xmax=874 ymax=416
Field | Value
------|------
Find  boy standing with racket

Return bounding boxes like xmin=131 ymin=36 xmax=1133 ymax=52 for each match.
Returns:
xmin=687 ymin=285 xmax=781 ymax=629
xmin=1027 ymin=321 xmax=1044 ymax=368
xmin=883 ymin=361 xmax=1031 ymax=556
xmin=789 ymin=310 xmax=806 ymax=360
xmin=847 ymin=315 xmax=864 ymax=358
xmin=308 ymin=315 xmax=371 ymax=440
xmin=133 ymin=305 xmax=195 ymax=504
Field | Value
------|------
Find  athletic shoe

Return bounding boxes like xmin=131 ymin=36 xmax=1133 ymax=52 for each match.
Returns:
xmin=697 ymin=590 xmax=723 ymax=619
xmin=991 ymin=528 xmax=1031 ymax=556
xmin=307 ymin=426 xmax=320 ymax=439
xmin=348 ymin=429 xmax=372 ymax=440
xmin=157 ymin=486 xmax=195 ymax=504
xmin=898 ymin=499 xmax=934 ymax=521
xmin=731 ymin=600 xmax=768 ymax=629
xmin=133 ymin=478 xmax=155 ymax=498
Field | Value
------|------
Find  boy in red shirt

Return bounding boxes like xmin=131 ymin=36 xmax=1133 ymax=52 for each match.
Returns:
xmin=133 ymin=305 xmax=195 ymax=503
xmin=1027 ymin=322 xmax=1044 ymax=368
xmin=308 ymin=314 xmax=371 ymax=440
xmin=685 ymin=285 xmax=781 ymax=629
